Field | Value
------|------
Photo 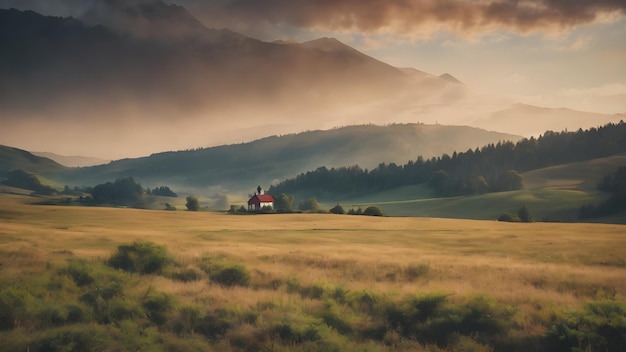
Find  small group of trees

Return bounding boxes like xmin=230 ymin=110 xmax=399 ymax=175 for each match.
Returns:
xmin=331 ymin=204 xmax=384 ymax=216
xmin=580 ymin=166 xmax=626 ymax=219
xmin=89 ymin=177 xmax=179 ymax=208
xmin=146 ymin=186 xmax=177 ymax=197
xmin=91 ymin=177 xmax=145 ymax=205
xmin=498 ymin=206 xmax=533 ymax=222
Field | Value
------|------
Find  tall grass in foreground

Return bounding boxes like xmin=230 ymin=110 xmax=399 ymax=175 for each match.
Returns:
xmin=0 ymin=240 xmax=624 ymax=352
xmin=0 ymin=198 xmax=624 ymax=351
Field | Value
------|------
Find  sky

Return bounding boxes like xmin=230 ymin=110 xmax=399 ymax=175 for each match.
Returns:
xmin=1 ymin=0 xmax=625 ymax=160
xmin=173 ymin=0 xmax=626 ymax=115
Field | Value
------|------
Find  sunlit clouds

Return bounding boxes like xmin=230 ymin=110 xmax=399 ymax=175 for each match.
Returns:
xmin=179 ymin=0 xmax=626 ymax=39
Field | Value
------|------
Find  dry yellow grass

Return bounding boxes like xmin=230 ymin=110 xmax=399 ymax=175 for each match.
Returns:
xmin=1 ymin=193 xmax=625 ymax=339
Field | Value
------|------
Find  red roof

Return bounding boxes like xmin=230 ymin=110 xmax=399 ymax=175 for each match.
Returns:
xmin=248 ymin=194 xmax=274 ymax=204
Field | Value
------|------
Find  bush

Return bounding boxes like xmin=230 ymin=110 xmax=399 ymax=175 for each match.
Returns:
xmin=329 ymin=204 xmax=345 ymax=214
xmin=60 ymin=260 xmax=95 ymax=286
xmin=0 ymin=288 xmax=33 ymax=330
xmin=29 ymin=325 xmax=109 ymax=352
xmin=298 ymin=197 xmax=322 ymax=212
xmin=545 ymin=301 xmax=626 ymax=352
xmin=363 ymin=206 xmax=383 ymax=216
xmin=108 ymin=241 xmax=172 ymax=274
xmin=168 ymin=268 xmax=202 ymax=282
xmin=498 ymin=213 xmax=521 ymax=222
xmin=210 ymin=265 xmax=251 ymax=287
xmin=143 ymin=291 xmax=175 ymax=326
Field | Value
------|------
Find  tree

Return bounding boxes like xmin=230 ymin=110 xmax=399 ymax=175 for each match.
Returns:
xmin=496 ymin=170 xmax=524 ymax=191
xmin=185 ymin=196 xmax=199 ymax=211
xmin=363 ymin=206 xmax=384 ymax=216
xmin=429 ymin=170 xmax=449 ymax=194
xmin=518 ymin=206 xmax=533 ymax=222
xmin=91 ymin=177 xmax=144 ymax=205
xmin=298 ymin=197 xmax=321 ymax=212
xmin=329 ymin=204 xmax=345 ymax=214
xmin=151 ymin=186 xmax=177 ymax=197
xmin=274 ymin=193 xmax=294 ymax=212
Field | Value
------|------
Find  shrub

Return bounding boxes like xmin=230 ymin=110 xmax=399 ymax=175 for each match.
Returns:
xmin=143 ymin=291 xmax=175 ymax=326
xmin=29 ymin=325 xmax=109 ymax=352
xmin=498 ymin=213 xmax=521 ymax=222
xmin=168 ymin=268 xmax=202 ymax=282
xmin=545 ymin=301 xmax=626 ymax=352
xmin=60 ymin=260 xmax=95 ymax=286
xmin=195 ymin=312 xmax=232 ymax=340
xmin=298 ymin=197 xmax=322 ymax=212
xmin=329 ymin=204 xmax=345 ymax=214
xmin=272 ymin=323 xmax=321 ymax=344
xmin=210 ymin=265 xmax=251 ymax=287
xmin=108 ymin=241 xmax=172 ymax=274
xmin=363 ymin=206 xmax=383 ymax=216
xmin=0 ymin=288 xmax=33 ymax=330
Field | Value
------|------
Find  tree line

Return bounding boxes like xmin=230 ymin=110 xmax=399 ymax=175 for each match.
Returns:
xmin=269 ymin=122 xmax=626 ymax=200
xmin=580 ymin=166 xmax=626 ymax=219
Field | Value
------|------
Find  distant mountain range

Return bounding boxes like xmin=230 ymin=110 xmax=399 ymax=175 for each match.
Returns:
xmin=0 ymin=0 xmax=622 ymax=160
xmin=1 ymin=124 xmax=520 ymax=194
xmin=31 ymin=152 xmax=110 ymax=167
xmin=473 ymin=104 xmax=625 ymax=137
xmin=0 ymin=2 xmax=466 ymax=158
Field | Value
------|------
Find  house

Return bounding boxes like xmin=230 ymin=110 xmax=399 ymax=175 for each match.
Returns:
xmin=247 ymin=186 xmax=274 ymax=211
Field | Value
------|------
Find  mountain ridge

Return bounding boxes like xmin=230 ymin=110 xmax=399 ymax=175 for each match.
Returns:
xmin=38 ymin=123 xmax=522 ymax=193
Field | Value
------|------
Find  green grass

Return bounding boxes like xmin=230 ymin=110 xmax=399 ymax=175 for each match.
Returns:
xmin=335 ymin=155 xmax=626 ymax=222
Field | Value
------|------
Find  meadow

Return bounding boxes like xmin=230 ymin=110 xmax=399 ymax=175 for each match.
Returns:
xmin=0 ymin=193 xmax=625 ymax=351
xmin=339 ymin=154 xmax=626 ymax=223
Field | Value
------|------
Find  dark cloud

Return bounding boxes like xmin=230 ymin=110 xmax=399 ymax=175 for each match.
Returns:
xmin=178 ymin=0 xmax=626 ymax=36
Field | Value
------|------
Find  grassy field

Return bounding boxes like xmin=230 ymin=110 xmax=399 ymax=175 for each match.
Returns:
xmin=1 ymin=193 xmax=625 ymax=351
xmin=337 ymin=155 xmax=626 ymax=223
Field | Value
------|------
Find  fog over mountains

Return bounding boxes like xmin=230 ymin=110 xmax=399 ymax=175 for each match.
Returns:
xmin=0 ymin=0 xmax=622 ymax=160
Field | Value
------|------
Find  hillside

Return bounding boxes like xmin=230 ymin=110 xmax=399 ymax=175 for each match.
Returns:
xmin=472 ymin=104 xmax=625 ymax=137
xmin=0 ymin=145 xmax=67 ymax=175
xmin=51 ymin=124 xmax=520 ymax=192
xmin=270 ymin=122 xmax=626 ymax=200
xmin=339 ymin=154 xmax=626 ymax=223
xmin=32 ymin=152 xmax=110 ymax=167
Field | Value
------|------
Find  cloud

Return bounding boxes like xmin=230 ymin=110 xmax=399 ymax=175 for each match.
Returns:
xmin=179 ymin=0 xmax=626 ymax=38
xmin=558 ymin=83 xmax=626 ymax=97
xmin=557 ymin=36 xmax=592 ymax=51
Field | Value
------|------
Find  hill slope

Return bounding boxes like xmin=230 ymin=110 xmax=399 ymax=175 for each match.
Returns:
xmin=339 ymin=154 xmax=626 ymax=223
xmin=472 ymin=104 xmax=625 ymax=137
xmin=0 ymin=145 xmax=67 ymax=175
xmin=51 ymin=124 xmax=520 ymax=192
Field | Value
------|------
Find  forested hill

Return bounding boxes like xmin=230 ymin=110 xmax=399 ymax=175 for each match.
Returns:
xmin=56 ymin=124 xmax=519 ymax=190
xmin=269 ymin=121 xmax=626 ymax=200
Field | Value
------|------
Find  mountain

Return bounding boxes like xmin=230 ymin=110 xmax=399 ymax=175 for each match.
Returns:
xmin=0 ymin=6 xmax=462 ymax=159
xmin=0 ymin=145 xmax=67 ymax=175
xmin=47 ymin=124 xmax=521 ymax=193
xmin=472 ymin=104 xmax=625 ymax=137
xmin=32 ymin=152 xmax=110 ymax=167
xmin=80 ymin=0 xmax=205 ymax=38
xmin=439 ymin=73 xmax=462 ymax=84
